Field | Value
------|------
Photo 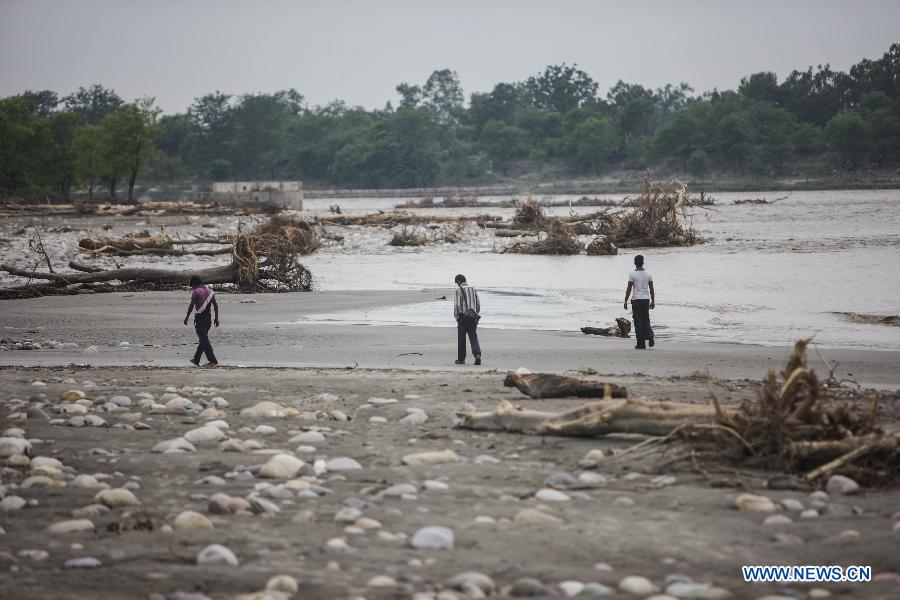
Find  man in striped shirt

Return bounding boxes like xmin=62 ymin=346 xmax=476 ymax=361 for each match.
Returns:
xmin=454 ymin=274 xmax=482 ymax=365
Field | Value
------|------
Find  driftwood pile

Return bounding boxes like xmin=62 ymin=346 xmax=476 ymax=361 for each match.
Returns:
xmin=612 ymin=173 xmax=701 ymax=248
xmin=458 ymin=340 xmax=899 ymax=486
xmin=1 ymin=214 xmax=316 ymax=298
xmin=581 ymin=318 xmax=632 ymax=337
xmin=497 ymin=173 xmax=702 ymax=255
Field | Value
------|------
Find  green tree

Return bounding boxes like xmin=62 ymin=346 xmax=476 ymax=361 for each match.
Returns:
xmin=825 ymin=110 xmax=868 ymax=166
xmin=98 ymin=98 xmax=160 ymax=202
xmin=687 ymin=148 xmax=708 ymax=185
xmin=63 ymin=85 xmax=123 ymax=125
xmin=422 ymin=69 xmax=464 ymax=124
xmin=478 ymin=120 xmax=530 ymax=173
xmin=526 ymin=64 xmax=598 ymax=113
xmin=72 ymin=125 xmax=104 ymax=199
xmin=569 ymin=116 xmax=619 ymax=173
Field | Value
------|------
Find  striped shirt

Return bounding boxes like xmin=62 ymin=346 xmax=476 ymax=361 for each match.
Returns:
xmin=454 ymin=284 xmax=481 ymax=318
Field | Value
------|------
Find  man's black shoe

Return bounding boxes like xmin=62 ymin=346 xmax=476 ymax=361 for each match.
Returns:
xmin=635 ymin=345 xmax=646 ymax=350
xmin=649 ymin=338 xmax=655 ymax=347
xmin=454 ymin=360 xmax=465 ymax=365
xmin=190 ymin=359 xmax=200 ymax=366
xmin=474 ymin=356 xmax=482 ymax=365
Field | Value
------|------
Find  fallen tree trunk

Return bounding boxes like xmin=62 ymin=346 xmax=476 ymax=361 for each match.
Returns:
xmin=1 ymin=262 xmax=237 ymax=285
xmin=504 ymin=372 xmax=628 ymax=399
xmin=459 ymin=340 xmax=900 ymax=486
xmin=457 ymin=398 xmax=725 ymax=436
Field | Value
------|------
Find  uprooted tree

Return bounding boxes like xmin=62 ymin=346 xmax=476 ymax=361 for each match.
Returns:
xmin=499 ymin=171 xmax=703 ymax=255
xmin=0 ymin=214 xmax=316 ymax=298
xmin=457 ymin=340 xmax=899 ymax=485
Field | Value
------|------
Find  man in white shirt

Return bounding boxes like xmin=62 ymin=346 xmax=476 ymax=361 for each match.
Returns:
xmin=623 ymin=255 xmax=655 ymax=349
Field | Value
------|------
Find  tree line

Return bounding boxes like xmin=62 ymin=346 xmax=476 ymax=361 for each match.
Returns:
xmin=2 ymin=43 xmax=899 ymax=199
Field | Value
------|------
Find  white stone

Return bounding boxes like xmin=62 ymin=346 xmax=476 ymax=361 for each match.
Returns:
xmin=826 ymin=475 xmax=859 ymax=496
xmin=173 ymin=510 xmax=214 ymax=531
xmin=196 ymin=544 xmax=238 ymax=566
xmin=423 ymin=480 xmax=449 ymax=491
xmin=559 ymin=581 xmax=585 ymax=597
xmin=384 ymin=483 xmax=418 ymax=497
xmin=266 ymin=575 xmax=299 ymax=594
xmin=780 ymin=498 xmax=804 ymax=511
xmin=400 ymin=411 xmax=429 ymax=425
xmin=764 ymin=515 xmax=794 ymax=526
xmin=260 ymin=454 xmax=306 ymax=479
xmin=368 ymin=575 xmax=398 ymax=588
xmin=240 ymin=401 xmax=292 ymax=418
xmin=535 ymin=488 xmax=570 ymax=502
xmin=402 ymin=450 xmax=460 ymax=466
xmin=290 ymin=431 xmax=325 ymax=444
xmin=618 ymin=575 xmax=659 ymax=595
xmin=735 ymin=494 xmax=776 ymax=512
xmin=184 ymin=426 xmax=225 ymax=444
xmin=151 ymin=437 xmax=196 ymax=453
xmin=410 ymin=526 xmax=454 ymax=550
xmin=0 ymin=437 xmax=31 ymax=458
xmin=46 ymin=519 xmax=94 ymax=534
xmin=94 ymin=488 xmax=140 ymax=508
xmin=325 ymin=457 xmax=362 ymax=471
xmin=254 ymin=425 xmax=277 ymax=435
xmin=514 ymin=508 xmax=563 ymax=524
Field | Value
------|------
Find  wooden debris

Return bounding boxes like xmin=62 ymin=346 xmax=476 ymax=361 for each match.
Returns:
xmin=503 ymin=372 xmax=628 ymax=399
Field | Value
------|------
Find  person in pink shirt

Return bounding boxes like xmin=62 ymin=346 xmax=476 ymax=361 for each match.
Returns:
xmin=183 ymin=276 xmax=219 ymax=365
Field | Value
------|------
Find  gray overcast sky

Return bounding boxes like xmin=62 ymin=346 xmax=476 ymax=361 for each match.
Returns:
xmin=1 ymin=0 xmax=898 ymax=113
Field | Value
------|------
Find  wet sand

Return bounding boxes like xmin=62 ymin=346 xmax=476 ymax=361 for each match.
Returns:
xmin=1 ymin=291 xmax=899 ymax=388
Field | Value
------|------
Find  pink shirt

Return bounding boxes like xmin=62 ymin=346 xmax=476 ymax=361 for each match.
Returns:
xmin=191 ymin=286 xmax=213 ymax=312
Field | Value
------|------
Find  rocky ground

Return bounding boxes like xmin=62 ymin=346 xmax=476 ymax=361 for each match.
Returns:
xmin=1 ymin=366 xmax=898 ymax=600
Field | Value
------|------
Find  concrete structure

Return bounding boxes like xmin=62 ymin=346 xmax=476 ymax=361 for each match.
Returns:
xmin=204 ymin=181 xmax=303 ymax=210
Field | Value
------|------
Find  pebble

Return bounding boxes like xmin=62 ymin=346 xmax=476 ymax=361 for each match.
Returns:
xmin=545 ymin=472 xmax=579 ymax=488
xmin=780 ymin=498 xmax=804 ymax=511
xmin=72 ymin=504 xmax=109 ymax=518
xmin=248 ymin=496 xmax=280 ymax=514
xmin=324 ymin=457 xmax=362 ymax=471
xmin=446 ymin=572 xmax=496 ymax=596
xmin=240 ymin=401 xmax=293 ymax=418
xmin=808 ymin=590 xmax=831 ymax=599
xmin=193 ymin=475 xmax=226 ymax=486
xmin=618 ymin=575 xmax=659 ymax=595
xmin=254 ymin=425 xmax=278 ymax=435
xmin=384 ymin=483 xmax=418 ymax=497
xmin=260 ymin=454 xmax=306 ymax=479
xmin=402 ymin=450 xmax=460 ymax=466
xmin=581 ymin=582 xmax=613 ymax=595
xmin=735 ymin=494 xmax=776 ymax=512
xmin=208 ymin=493 xmax=252 ymax=515
xmin=410 ymin=526 xmax=454 ymax=550
xmin=326 ymin=537 xmax=350 ymax=551
xmin=183 ymin=426 xmax=225 ymax=444
xmin=509 ymin=577 xmax=555 ymax=596
xmin=578 ymin=472 xmax=608 ymax=486
xmin=535 ymin=488 xmax=570 ymax=502
xmin=151 ymin=438 xmax=197 ymax=454
xmin=46 ymin=519 xmax=94 ymax=534
xmin=825 ymin=474 xmax=859 ymax=496
xmin=0 ymin=437 xmax=32 ymax=458
xmin=400 ymin=410 xmax=429 ymax=425
xmin=800 ymin=509 xmax=819 ymax=519
xmin=613 ymin=496 xmax=636 ymax=507
xmin=423 ymin=480 xmax=450 ymax=491
xmin=65 ymin=557 xmax=102 ymax=569
xmin=265 ymin=575 xmax=299 ymax=594
xmin=290 ymin=431 xmax=325 ymax=444
xmin=196 ymin=544 xmax=239 ymax=566
xmin=61 ymin=390 xmax=86 ymax=401
xmin=763 ymin=515 xmax=794 ymax=526
xmin=514 ymin=508 xmax=562 ymax=524
xmin=94 ymin=488 xmax=140 ymax=508
xmin=173 ymin=511 xmax=214 ymax=531
xmin=368 ymin=575 xmax=397 ymax=588
xmin=558 ymin=580 xmax=585 ymax=597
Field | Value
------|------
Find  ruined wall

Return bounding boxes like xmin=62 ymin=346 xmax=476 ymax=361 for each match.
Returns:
xmin=204 ymin=181 xmax=303 ymax=210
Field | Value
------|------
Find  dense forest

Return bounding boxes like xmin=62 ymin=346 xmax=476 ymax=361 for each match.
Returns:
xmin=2 ymin=43 xmax=899 ymax=199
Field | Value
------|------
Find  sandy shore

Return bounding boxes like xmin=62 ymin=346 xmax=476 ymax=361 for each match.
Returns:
xmin=1 ymin=291 xmax=899 ymax=388
xmin=1 ymin=365 xmax=899 ymax=599
xmin=1 ymin=291 xmax=899 ymax=599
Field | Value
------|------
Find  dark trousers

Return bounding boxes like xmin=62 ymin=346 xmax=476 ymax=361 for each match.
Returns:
xmin=457 ymin=314 xmax=481 ymax=361
xmin=193 ymin=311 xmax=218 ymax=363
xmin=631 ymin=299 xmax=654 ymax=348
